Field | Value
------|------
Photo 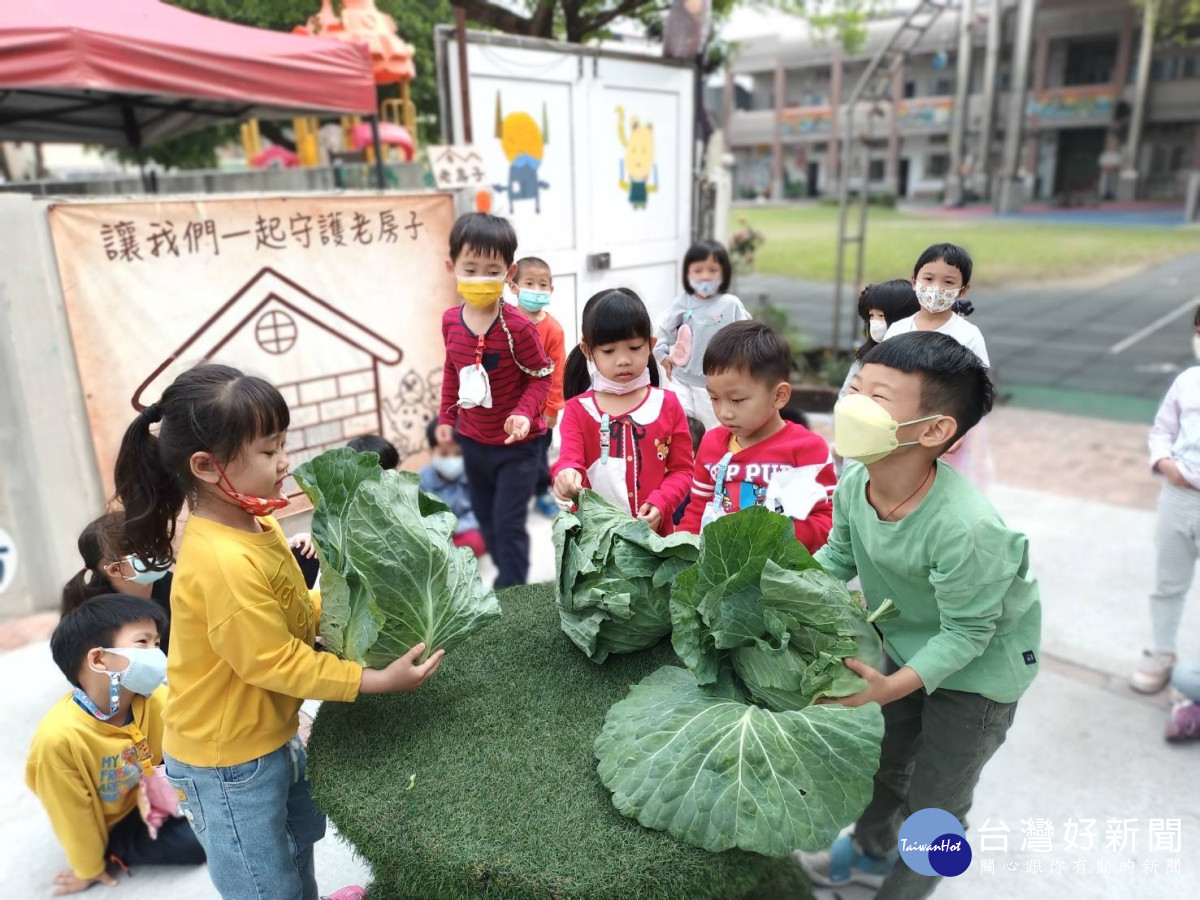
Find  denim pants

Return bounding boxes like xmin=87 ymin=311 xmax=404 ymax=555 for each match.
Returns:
xmin=165 ymin=736 xmax=325 ymax=900
xmin=855 ymin=657 xmax=1019 ymax=900
xmin=458 ymin=434 xmax=540 ymax=588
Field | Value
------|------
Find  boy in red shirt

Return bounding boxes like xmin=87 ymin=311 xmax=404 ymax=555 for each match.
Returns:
xmin=508 ymin=256 xmax=567 ymax=517
xmin=679 ymin=320 xmax=835 ymax=553
xmin=437 ymin=213 xmax=553 ymax=587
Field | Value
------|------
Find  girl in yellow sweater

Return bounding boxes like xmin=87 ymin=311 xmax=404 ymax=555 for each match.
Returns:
xmin=114 ymin=363 xmax=444 ymax=900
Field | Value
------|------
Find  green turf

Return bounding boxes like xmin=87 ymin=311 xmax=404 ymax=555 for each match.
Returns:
xmin=734 ymin=205 xmax=1198 ymax=287
xmin=308 ymin=583 xmax=813 ymax=900
xmin=1002 ymin=383 xmax=1160 ymax=423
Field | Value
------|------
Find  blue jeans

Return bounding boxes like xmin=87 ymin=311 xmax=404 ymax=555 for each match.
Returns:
xmin=165 ymin=736 xmax=325 ymax=900
xmin=1173 ymin=658 xmax=1200 ymax=701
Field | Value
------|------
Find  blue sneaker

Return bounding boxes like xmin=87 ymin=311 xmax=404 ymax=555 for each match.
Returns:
xmin=534 ymin=491 xmax=560 ymax=518
xmin=795 ymin=832 xmax=897 ymax=889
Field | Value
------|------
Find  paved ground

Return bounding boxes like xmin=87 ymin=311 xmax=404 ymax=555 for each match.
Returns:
xmin=739 ymin=249 xmax=1200 ymax=417
xmin=3 ymin=410 xmax=1197 ymax=899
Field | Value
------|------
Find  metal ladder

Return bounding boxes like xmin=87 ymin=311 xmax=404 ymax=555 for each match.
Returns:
xmin=830 ymin=0 xmax=953 ymax=355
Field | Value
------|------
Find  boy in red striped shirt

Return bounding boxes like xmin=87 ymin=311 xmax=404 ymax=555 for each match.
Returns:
xmin=437 ymin=213 xmax=554 ymax=587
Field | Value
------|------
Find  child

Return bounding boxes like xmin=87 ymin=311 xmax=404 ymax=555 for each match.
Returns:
xmin=27 ymin=595 xmax=205 ymax=894
xmin=61 ymin=512 xmax=174 ymax=653
xmin=1135 ymin=308 xmax=1200 ymax=694
xmin=114 ymin=363 xmax=444 ymax=900
xmin=800 ymin=332 xmax=1040 ymax=896
xmin=552 ymin=289 xmax=694 ymax=536
xmin=679 ymin=320 xmax=835 ymax=554
xmin=654 ymin=240 xmax=751 ymax=429
xmin=508 ymin=255 xmax=567 ymax=517
xmin=420 ymin=419 xmax=486 ymax=557
xmin=347 ymin=432 xmax=400 ymax=470
xmin=886 ymin=242 xmax=988 ymax=366
xmin=437 ymin=213 xmax=553 ymax=588
xmin=839 ymin=280 xmax=921 ymax=402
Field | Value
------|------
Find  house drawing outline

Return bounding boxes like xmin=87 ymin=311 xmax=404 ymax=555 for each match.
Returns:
xmin=133 ymin=267 xmax=403 ymax=490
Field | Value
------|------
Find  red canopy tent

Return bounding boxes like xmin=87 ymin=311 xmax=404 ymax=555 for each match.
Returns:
xmin=0 ymin=0 xmax=377 ymax=157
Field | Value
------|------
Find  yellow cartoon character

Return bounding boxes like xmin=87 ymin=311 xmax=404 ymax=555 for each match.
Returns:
xmin=495 ymin=93 xmax=550 ymax=214
xmin=616 ymin=106 xmax=658 ymax=210
xmin=655 ymin=436 xmax=671 ymax=461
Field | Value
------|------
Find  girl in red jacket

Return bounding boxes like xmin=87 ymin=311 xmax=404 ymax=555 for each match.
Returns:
xmin=552 ymin=289 xmax=694 ymax=535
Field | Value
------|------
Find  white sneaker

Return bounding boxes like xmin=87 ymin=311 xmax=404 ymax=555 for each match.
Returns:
xmin=1130 ymin=650 xmax=1176 ymax=694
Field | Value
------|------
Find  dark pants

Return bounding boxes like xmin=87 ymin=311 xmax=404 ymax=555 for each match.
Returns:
xmin=106 ymin=809 xmax=207 ymax=869
xmin=459 ymin=434 xmax=540 ymax=588
xmin=855 ymin=657 xmax=1018 ymax=900
xmin=535 ymin=428 xmax=554 ymax=495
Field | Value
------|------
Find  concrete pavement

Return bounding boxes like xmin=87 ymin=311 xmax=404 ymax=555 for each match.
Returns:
xmin=2 ymin=456 xmax=1198 ymax=898
xmin=738 ymin=250 xmax=1200 ymax=409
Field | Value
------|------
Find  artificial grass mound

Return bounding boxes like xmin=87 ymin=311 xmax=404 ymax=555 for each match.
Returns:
xmin=308 ymin=583 xmax=813 ymax=900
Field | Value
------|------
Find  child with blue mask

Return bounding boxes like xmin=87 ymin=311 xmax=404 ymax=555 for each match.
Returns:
xmin=653 ymin=240 xmax=750 ymax=430
xmin=27 ymin=595 xmax=206 ymax=893
xmin=419 ymin=420 xmax=487 ymax=558
xmin=61 ymin=512 xmax=175 ymax=654
xmin=508 ymin=256 xmax=567 ymax=518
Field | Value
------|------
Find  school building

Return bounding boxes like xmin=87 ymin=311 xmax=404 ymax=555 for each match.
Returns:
xmin=718 ymin=0 xmax=1200 ymax=204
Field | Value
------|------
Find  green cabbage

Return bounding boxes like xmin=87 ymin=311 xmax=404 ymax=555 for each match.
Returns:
xmin=294 ymin=448 xmax=500 ymax=667
xmin=553 ymin=490 xmax=700 ymax=663
xmin=595 ymin=506 xmax=891 ymax=856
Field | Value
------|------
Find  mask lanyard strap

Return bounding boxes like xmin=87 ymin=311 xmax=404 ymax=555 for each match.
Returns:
xmin=74 ymin=671 xmax=121 ymax=722
xmin=712 ymin=451 xmax=733 ymax=501
xmin=599 ymin=413 xmax=611 ymax=463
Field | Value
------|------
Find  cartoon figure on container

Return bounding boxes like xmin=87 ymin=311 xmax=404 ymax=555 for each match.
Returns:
xmin=494 ymin=93 xmax=550 ymax=214
xmin=616 ymin=106 xmax=658 ymax=210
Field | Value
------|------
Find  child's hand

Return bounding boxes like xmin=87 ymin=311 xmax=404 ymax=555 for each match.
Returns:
xmin=53 ymin=870 xmax=117 ymax=895
xmin=546 ymin=414 xmax=559 ymax=429
xmin=819 ymin=659 xmax=922 ymax=708
xmin=360 ymin=642 xmax=445 ymax=694
xmin=436 ymin=424 xmax=456 ymax=447
xmin=1157 ymin=459 xmax=1193 ymax=490
xmin=637 ymin=502 xmax=663 ymax=532
xmin=661 ymin=358 xmax=675 ymax=379
xmin=290 ymin=533 xmax=317 ymax=559
xmin=504 ymin=415 xmax=531 ymax=444
xmin=554 ymin=469 xmax=584 ymax=501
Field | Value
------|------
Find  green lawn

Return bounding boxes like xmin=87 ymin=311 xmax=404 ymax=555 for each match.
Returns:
xmin=309 ymin=583 xmax=812 ymax=900
xmin=733 ymin=205 xmax=1199 ymax=287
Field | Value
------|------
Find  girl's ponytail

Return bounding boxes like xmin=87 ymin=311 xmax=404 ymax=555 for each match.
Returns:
xmin=114 ymin=403 xmax=182 ymax=571
xmin=563 ymin=346 xmax=592 ymax=402
xmin=59 ymin=512 xmax=124 ymax=615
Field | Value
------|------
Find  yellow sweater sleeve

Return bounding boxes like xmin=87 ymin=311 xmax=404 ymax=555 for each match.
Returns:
xmin=27 ymin=754 xmax=109 ymax=880
xmin=206 ymin=560 xmax=361 ymax=702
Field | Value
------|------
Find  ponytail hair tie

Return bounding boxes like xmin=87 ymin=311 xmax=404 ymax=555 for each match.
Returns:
xmin=142 ymin=403 xmax=163 ymax=423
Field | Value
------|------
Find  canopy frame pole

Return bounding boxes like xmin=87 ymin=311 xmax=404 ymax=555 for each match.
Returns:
xmin=120 ymin=104 xmax=153 ymax=193
xmin=454 ymin=6 xmax=473 ymax=143
xmin=369 ymin=114 xmax=386 ymax=189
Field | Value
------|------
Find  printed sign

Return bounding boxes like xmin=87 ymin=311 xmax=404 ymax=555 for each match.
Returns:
xmin=47 ymin=194 xmax=456 ymax=508
xmin=427 ymin=145 xmax=488 ymax=190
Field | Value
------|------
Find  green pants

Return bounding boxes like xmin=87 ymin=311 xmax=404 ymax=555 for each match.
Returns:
xmin=855 ymin=657 xmax=1019 ymax=900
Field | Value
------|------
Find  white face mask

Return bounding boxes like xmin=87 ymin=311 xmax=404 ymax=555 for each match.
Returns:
xmin=869 ymin=320 xmax=888 ymax=342
xmin=457 ymin=364 xmax=492 ymax=409
xmin=432 ymin=455 xmax=465 ymax=481
xmin=914 ymin=282 xmax=959 ymax=314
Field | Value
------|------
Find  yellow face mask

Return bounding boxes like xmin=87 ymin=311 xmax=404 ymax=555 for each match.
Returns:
xmin=457 ymin=276 xmax=505 ymax=309
xmin=833 ymin=393 xmax=942 ymax=465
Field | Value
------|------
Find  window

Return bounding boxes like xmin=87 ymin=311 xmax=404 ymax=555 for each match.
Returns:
xmin=932 ymin=78 xmax=954 ymax=96
xmin=904 ymin=81 xmax=917 ymax=98
xmin=813 ymin=142 xmax=828 ymax=153
xmin=929 ymin=134 xmax=949 ymax=145
xmin=927 ymin=154 xmax=950 ymax=178
xmin=868 ymin=160 xmax=886 ymax=181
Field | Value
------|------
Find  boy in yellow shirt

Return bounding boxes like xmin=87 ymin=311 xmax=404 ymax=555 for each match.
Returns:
xmin=26 ymin=594 xmax=205 ymax=894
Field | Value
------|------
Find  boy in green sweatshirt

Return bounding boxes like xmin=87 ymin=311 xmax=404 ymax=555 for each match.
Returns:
xmin=800 ymin=331 xmax=1041 ymax=899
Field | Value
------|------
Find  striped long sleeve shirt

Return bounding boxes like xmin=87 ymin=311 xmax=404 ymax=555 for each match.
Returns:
xmin=439 ymin=304 xmax=553 ymax=445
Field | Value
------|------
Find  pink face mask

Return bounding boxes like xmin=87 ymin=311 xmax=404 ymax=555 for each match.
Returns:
xmin=212 ymin=458 xmax=289 ymax=517
xmin=591 ymin=365 xmax=652 ymax=396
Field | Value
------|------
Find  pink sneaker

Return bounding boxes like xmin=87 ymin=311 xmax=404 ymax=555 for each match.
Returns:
xmin=1166 ymin=701 xmax=1200 ymax=742
xmin=323 ymin=888 xmax=367 ymax=900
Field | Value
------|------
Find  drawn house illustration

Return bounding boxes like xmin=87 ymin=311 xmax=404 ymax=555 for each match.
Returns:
xmin=133 ymin=267 xmax=402 ymax=494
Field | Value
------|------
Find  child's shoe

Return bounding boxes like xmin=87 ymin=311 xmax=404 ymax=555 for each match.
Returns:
xmin=1166 ymin=700 xmax=1200 ymax=742
xmin=323 ymin=888 xmax=366 ymax=900
xmin=795 ymin=832 xmax=896 ymax=889
xmin=1130 ymin=650 xmax=1176 ymax=693
xmin=535 ymin=491 xmax=559 ymax=518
